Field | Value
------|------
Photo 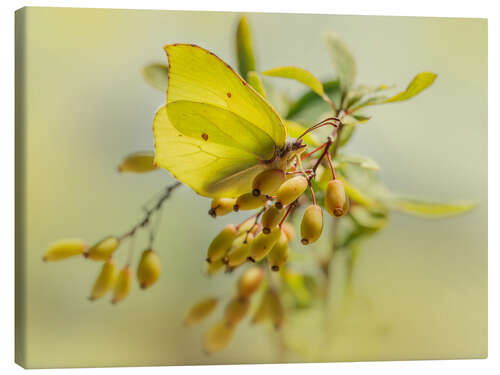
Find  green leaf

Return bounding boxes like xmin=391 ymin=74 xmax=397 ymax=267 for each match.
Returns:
xmin=282 ymin=271 xmax=316 ymax=308
xmin=345 ymin=84 xmax=392 ymax=109
xmin=341 ymin=114 xmax=371 ymax=126
xmin=246 ymin=71 xmax=267 ymax=98
xmin=285 ymin=120 xmax=320 ymax=146
xmin=349 ymin=206 xmax=388 ymax=231
xmin=349 ymin=84 xmax=392 ymax=98
xmin=286 ymin=80 xmax=340 ymax=121
xmin=393 ymin=198 xmax=476 ymax=218
xmin=385 ymin=72 xmax=437 ymax=103
xmin=338 ymin=176 xmax=377 ymax=207
xmin=324 ymin=32 xmax=357 ymax=93
xmin=338 ymin=124 xmax=356 ymax=147
xmin=262 ymin=66 xmax=325 ymax=97
xmin=349 ymin=95 xmax=388 ymax=112
xmin=142 ymin=63 xmax=169 ymax=91
xmin=236 ymin=16 xmax=256 ymax=80
xmin=335 ymin=154 xmax=380 ymax=171
xmin=349 ymin=73 xmax=437 ymax=112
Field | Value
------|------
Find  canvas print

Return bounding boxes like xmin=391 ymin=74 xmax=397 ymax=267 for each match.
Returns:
xmin=15 ymin=7 xmax=487 ymax=368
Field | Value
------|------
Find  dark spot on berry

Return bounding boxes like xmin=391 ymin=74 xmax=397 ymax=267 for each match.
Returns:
xmin=201 ymin=133 xmax=208 ymax=141
xmin=227 ymin=92 xmax=231 ymax=98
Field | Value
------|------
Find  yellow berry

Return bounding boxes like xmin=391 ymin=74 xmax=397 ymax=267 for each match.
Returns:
xmin=206 ymin=225 xmax=237 ymax=263
xmin=43 ymin=239 xmax=86 ymax=261
xmin=268 ymin=289 xmax=284 ymax=330
xmin=206 ymin=258 xmax=225 ymax=276
xmin=224 ymin=297 xmax=250 ymax=327
xmin=300 ymin=205 xmax=323 ymax=245
xmin=237 ymin=266 xmax=264 ymax=298
xmin=325 ymin=179 xmax=349 ymax=217
xmin=274 ymin=175 xmax=308 ymax=209
xmin=261 ymin=206 xmax=285 ymax=234
xmin=112 ymin=266 xmax=131 ymax=304
xmin=224 ymin=233 xmax=254 ymax=268
xmin=251 ymin=289 xmax=272 ymax=324
xmin=89 ymin=259 xmax=116 ymax=301
xmin=268 ymin=229 xmax=289 ymax=271
xmin=137 ymin=249 xmax=161 ymax=289
xmin=252 ymin=168 xmax=285 ymax=196
xmin=233 ymin=193 xmax=267 ymax=211
xmin=184 ymin=297 xmax=218 ymax=326
xmin=248 ymin=227 xmax=281 ymax=262
xmin=85 ymin=237 xmax=119 ymax=261
xmin=208 ymin=198 xmax=236 ymax=217
xmin=118 ymin=152 xmax=157 ymax=173
xmin=203 ymin=320 xmax=235 ymax=354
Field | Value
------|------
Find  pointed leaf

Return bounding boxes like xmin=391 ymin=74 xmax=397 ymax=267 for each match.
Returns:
xmin=236 ymin=16 xmax=256 ymax=80
xmin=393 ymin=198 xmax=476 ymax=218
xmin=324 ymin=32 xmax=357 ymax=92
xmin=336 ymin=154 xmax=380 ymax=171
xmin=345 ymin=84 xmax=392 ymax=109
xmin=341 ymin=114 xmax=371 ymax=126
xmin=349 ymin=95 xmax=388 ymax=112
xmin=349 ymin=73 xmax=437 ymax=113
xmin=142 ymin=63 xmax=169 ymax=91
xmin=286 ymin=80 xmax=340 ymax=120
xmin=338 ymin=176 xmax=377 ymax=207
xmin=337 ymin=124 xmax=356 ymax=147
xmin=262 ymin=66 xmax=325 ymax=97
xmin=246 ymin=71 xmax=267 ymax=98
xmin=385 ymin=72 xmax=437 ymax=103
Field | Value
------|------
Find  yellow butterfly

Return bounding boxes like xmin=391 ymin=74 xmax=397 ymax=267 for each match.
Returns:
xmin=153 ymin=44 xmax=305 ymax=198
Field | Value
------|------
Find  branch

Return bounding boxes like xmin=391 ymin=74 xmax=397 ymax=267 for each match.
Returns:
xmin=119 ymin=181 xmax=182 ymax=241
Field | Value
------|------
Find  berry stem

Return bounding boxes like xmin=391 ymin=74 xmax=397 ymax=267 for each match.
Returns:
xmin=310 ymin=137 xmax=333 ymax=178
xmin=119 ymin=181 xmax=182 ymax=241
xmin=326 ymin=149 xmax=336 ymax=180
xmin=278 ymin=202 xmax=296 ymax=227
xmin=309 ymin=182 xmax=317 ymax=205
xmin=301 ymin=142 xmax=327 ymax=160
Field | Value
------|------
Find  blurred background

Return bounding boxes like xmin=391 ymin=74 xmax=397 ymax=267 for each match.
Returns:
xmin=18 ymin=7 xmax=487 ymax=368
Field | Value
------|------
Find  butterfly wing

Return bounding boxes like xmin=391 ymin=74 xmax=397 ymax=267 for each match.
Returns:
xmin=154 ymin=105 xmax=268 ymax=198
xmin=154 ymin=44 xmax=287 ymax=198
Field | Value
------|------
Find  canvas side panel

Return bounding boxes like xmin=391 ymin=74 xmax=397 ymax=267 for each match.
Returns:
xmin=15 ymin=7 xmax=28 ymax=369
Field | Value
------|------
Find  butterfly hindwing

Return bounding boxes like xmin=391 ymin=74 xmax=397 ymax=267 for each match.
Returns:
xmin=154 ymin=106 xmax=267 ymax=198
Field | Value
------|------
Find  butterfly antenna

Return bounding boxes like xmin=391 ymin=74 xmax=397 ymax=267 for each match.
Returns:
xmin=297 ymin=117 xmax=342 ymax=140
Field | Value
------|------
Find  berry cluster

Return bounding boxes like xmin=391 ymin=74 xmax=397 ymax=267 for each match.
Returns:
xmin=205 ymin=139 xmax=349 ymax=274
xmin=42 ymin=183 xmax=181 ymax=304
xmin=184 ymin=266 xmax=284 ymax=354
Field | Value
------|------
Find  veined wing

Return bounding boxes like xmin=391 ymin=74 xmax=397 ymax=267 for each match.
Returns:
xmin=164 ymin=44 xmax=287 ymax=147
xmin=153 ymin=106 xmax=267 ymax=198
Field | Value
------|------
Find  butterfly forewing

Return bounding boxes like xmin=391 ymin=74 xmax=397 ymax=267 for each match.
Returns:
xmin=154 ymin=44 xmax=286 ymax=198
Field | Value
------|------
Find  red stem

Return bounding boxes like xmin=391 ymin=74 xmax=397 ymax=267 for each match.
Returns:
xmin=301 ymin=142 xmax=327 ymax=160
xmin=279 ymin=203 xmax=295 ymax=227
xmin=326 ymin=150 xmax=336 ymax=180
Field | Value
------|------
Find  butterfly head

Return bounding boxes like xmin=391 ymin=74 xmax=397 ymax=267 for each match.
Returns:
xmin=281 ymin=138 xmax=306 ymax=158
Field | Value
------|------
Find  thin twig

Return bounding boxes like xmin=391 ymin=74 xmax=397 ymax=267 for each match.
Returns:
xmin=119 ymin=181 xmax=182 ymax=241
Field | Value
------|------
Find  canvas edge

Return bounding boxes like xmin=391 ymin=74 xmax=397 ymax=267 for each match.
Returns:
xmin=14 ymin=6 xmax=28 ymax=370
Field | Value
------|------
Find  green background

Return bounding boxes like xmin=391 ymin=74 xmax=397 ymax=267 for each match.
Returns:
xmin=17 ymin=7 xmax=487 ymax=367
